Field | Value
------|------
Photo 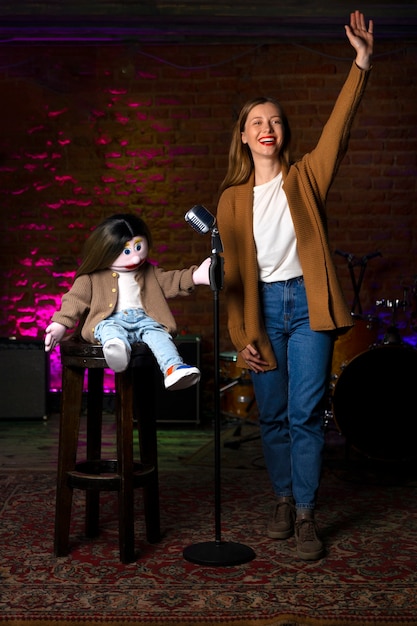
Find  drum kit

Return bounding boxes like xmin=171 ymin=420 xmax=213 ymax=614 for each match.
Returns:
xmin=219 ymin=251 xmax=417 ymax=463
xmin=219 ymin=351 xmax=258 ymax=423
xmin=219 ymin=351 xmax=260 ymax=450
xmin=329 ymin=251 xmax=417 ymax=462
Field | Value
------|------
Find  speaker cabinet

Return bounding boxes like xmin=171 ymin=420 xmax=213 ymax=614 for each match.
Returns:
xmin=0 ymin=338 xmax=48 ymax=420
xmin=154 ymin=335 xmax=201 ymax=424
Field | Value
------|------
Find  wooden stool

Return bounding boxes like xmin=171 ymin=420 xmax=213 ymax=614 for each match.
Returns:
xmin=54 ymin=337 xmax=161 ymax=563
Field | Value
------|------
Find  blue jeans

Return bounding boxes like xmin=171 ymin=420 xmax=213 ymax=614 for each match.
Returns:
xmin=94 ymin=309 xmax=183 ymax=375
xmin=251 ymin=277 xmax=333 ymax=510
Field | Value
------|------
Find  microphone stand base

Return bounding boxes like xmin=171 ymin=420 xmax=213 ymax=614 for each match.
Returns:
xmin=183 ymin=541 xmax=255 ymax=566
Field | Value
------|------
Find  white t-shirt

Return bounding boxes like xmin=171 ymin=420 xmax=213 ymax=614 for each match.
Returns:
xmin=115 ymin=272 xmax=143 ymax=311
xmin=253 ymin=172 xmax=303 ymax=282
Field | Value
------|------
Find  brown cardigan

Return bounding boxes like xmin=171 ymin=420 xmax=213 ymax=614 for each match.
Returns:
xmin=216 ymin=62 xmax=371 ymax=370
xmin=51 ymin=262 xmax=197 ymax=343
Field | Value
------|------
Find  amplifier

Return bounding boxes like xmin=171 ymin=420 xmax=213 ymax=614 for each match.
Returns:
xmin=154 ymin=335 xmax=201 ymax=424
xmin=0 ymin=338 xmax=49 ymax=420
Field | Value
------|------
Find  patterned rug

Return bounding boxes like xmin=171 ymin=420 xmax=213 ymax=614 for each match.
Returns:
xmin=1 ymin=448 xmax=417 ymax=626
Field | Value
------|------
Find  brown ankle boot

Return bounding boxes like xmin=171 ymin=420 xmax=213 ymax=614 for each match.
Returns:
xmin=295 ymin=510 xmax=324 ymax=560
xmin=267 ymin=496 xmax=296 ymax=539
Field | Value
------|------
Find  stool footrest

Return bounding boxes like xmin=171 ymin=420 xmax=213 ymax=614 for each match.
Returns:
xmin=68 ymin=459 xmax=155 ymax=490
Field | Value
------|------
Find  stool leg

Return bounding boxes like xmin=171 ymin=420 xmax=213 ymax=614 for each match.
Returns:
xmin=133 ymin=365 xmax=161 ymax=544
xmin=116 ymin=369 xmax=136 ymax=563
xmin=85 ymin=368 xmax=104 ymax=538
xmin=54 ymin=365 xmax=84 ymax=557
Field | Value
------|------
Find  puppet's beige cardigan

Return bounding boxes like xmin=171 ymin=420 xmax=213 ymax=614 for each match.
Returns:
xmin=51 ymin=263 xmax=197 ymax=343
xmin=216 ymin=62 xmax=371 ymax=371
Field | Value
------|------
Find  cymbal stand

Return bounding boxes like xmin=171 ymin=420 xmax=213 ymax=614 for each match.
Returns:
xmin=335 ymin=249 xmax=381 ymax=314
xmin=221 ymin=376 xmax=260 ymax=450
xmin=375 ymin=296 xmax=406 ymax=344
xmin=410 ymin=277 xmax=417 ymax=332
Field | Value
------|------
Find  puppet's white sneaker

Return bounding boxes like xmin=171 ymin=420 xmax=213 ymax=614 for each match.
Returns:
xmin=102 ymin=338 xmax=130 ymax=372
xmin=164 ymin=364 xmax=200 ymax=391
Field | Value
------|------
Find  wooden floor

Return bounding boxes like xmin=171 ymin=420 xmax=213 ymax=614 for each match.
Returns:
xmin=0 ymin=410 xmax=215 ymax=473
xmin=2 ymin=400 xmax=416 ymax=481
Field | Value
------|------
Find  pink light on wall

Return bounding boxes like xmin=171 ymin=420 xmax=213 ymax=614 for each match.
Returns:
xmin=1 ymin=57 xmax=192 ymax=396
xmin=47 ymin=348 xmax=116 ymax=393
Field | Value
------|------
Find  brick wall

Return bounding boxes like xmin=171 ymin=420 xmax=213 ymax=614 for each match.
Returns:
xmin=1 ymin=36 xmax=416 ymax=413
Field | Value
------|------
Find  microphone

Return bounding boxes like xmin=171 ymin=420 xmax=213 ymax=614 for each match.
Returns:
xmin=185 ymin=205 xmax=216 ymax=235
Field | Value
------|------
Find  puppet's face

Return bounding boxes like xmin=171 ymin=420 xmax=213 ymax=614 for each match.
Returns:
xmin=110 ymin=236 xmax=149 ymax=273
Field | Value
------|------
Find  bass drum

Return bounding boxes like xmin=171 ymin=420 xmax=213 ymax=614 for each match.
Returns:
xmin=332 ymin=343 xmax=417 ymax=461
xmin=330 ymin=315 xmax=379 ymax=393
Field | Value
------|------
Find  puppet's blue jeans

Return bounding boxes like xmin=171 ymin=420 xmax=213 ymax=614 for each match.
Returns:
xmin=250 ymin=276 xmax=333 ymax=511
xmin=94 ymin=308 xmax=183 ymax=375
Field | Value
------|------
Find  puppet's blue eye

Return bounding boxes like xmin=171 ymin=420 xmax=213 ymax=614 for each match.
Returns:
xmin=134 ymin=242 xmax=142 ymax=252
xmin=123 ymin=249 xmax=131 ymax=255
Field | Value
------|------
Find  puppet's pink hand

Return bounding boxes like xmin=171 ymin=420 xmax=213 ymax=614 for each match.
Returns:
xmin=45 ymin=322 xmax=67 ymax=352
xmin=192 ymin=257 xmax=211 ymax=285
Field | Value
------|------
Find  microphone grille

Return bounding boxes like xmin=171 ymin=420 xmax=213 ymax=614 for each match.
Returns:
xmin=185 ymin=205 xmax=215 ymax=234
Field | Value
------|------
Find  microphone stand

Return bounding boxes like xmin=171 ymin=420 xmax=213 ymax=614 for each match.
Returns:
xmin=183 ymin=227 xmax=256 ymax=566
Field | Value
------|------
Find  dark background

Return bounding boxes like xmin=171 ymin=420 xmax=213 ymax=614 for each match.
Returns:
xmin=1 ymin=1 xmax=416 ymax=417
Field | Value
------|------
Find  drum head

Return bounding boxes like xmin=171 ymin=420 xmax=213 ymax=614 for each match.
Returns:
xmin=332 ymin=344 xmax=417 ymax=461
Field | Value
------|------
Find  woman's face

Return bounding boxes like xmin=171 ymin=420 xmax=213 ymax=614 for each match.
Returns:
xmin=241 ymin=102 xmax=284 ymax=160
xmin=110 ymin=236 xmax=149 ymax=273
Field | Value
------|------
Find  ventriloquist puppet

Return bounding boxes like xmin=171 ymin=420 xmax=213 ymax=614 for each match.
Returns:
xmin=45 ymin=213 xmax=211 ymax=391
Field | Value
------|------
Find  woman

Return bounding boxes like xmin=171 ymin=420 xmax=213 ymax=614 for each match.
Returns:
xmin=216 ymin=11 xmax=373 ymax=560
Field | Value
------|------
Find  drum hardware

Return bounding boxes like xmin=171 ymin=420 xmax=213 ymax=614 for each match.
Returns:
xmin=376 ymin=298 xmax=407 ymax=310
xmin=409 ymin=276 xmax=417 ymax=332
xmin=330 ymin=249 xmax=381 ymax=395
xmin=331 ymin=290 xmax=417 ymax=461
xmin=329 ymin=252 xmax=417 ymax=462
xmin=393 ymin=277 xmax=417 ymax=334
xmin=221 ymin=377 xmax=260 ymax=449
xmin=329 ymin=248 xmax=381 ymax=394
xmin=219 ymin=376 xmax=258 ymax=422
xmin=376 ymin=296 xmax=408 ymax=345
xmin=220 ymin=378 xmax=241 ymax=394
xmin=335 ymin=249 xmax=381 ymax=314
xmin=219 ymin=351 xmax=258 ymax=422
xmin=219 ymin=351 xmax=260 ymax=450
xmin=223 ymin=422 xmax=260 ymax=450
